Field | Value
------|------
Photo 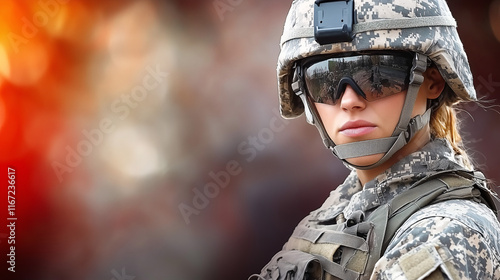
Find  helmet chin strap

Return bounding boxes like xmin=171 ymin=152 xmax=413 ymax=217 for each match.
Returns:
xmin=292 ymin=53 xmax=431 ymax=170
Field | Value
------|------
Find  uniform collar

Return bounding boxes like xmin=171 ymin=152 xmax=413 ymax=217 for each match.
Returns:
xmin=311 ymin=138 xmax=467 ymax=223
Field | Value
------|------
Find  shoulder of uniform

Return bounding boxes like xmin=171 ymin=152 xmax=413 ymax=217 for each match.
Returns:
xmin=404 ymin=199 xmax=498 ymax=231
xmin=395 ymin=199 xmax=500 ymax=260
xmin=308 ymin=172 xmax=361 ymax=223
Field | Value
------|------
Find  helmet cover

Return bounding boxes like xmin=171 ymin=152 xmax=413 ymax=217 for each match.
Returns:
xmin=278 ymin=0 xmax=476 ymax=119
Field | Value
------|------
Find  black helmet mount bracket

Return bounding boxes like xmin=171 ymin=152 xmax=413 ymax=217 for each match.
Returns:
xmin=314 ymin=0 xmax=354 ymax=45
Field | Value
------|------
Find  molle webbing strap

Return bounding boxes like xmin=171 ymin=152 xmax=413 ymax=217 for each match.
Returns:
xmin=249 ymin=248 xmax=361 ymax=280
xmin=248 ymin=250 xmax=322 ymax=280
xmin=291 ymin=226 xmax=369 ymax=252
xmin=315 ymin=254 xmax=360 ymax=280
xmin=288 ymin=226 xmax=369 ymax=279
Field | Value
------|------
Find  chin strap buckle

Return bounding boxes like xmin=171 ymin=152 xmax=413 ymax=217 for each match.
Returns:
xmin=404 ymin=108 xmax=432 ymax=143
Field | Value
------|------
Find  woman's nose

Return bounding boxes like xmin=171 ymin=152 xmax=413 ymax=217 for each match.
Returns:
xmin=339 ymin=85 xmax=367 ymax=111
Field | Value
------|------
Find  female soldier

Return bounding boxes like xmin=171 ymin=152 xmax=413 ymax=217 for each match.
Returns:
xmin=250 ymin=0 xmax=500 ymax=279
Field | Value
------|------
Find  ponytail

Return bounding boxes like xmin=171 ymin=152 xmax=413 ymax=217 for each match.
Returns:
xmin=429 ymin=85 xmax=474 ymax=170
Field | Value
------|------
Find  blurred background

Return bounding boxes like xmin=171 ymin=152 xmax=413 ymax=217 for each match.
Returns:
xmin=0 ymin=0 xmax=499 ymax=279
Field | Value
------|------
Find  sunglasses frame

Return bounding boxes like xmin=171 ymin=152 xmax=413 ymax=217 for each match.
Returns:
xmin=300 ymin=51 xmax=415 ymax=105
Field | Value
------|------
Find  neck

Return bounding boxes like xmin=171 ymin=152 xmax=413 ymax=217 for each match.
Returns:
xmin=356 ymin=127 xmax=431 ymax=185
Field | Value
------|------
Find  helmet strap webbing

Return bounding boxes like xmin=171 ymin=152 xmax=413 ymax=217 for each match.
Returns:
xmin=292 ymin=53 xmax=431 ymax=170
xmin=292 ymin=64 xmax=335 ymax=148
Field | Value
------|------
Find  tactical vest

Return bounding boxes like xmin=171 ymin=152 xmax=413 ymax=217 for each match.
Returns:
xmin=249 ymin=170 xmax=500 ymax=280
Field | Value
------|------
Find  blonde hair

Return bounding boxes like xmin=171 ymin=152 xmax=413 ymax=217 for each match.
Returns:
xmin=429 ymin=85 xmax=474 ymax=170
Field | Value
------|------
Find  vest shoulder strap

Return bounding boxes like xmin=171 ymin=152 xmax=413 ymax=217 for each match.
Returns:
xmin=382 ymin=170 xmax=500 ymax=253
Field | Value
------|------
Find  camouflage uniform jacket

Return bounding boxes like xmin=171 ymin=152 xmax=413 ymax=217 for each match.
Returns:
xmin=291 ymin=138 xmax=500 ymax=279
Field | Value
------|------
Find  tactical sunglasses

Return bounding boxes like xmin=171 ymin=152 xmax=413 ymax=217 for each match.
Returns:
xmin=302 ymin=52 xmax=414 ymax=105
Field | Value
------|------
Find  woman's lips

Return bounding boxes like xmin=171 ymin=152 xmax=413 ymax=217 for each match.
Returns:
xmin=339 ymin=120 xmax=376 ymax=137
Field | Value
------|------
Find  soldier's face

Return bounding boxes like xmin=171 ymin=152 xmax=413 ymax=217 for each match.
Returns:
xmin=314 ymin=81 xmax=430 ymax=167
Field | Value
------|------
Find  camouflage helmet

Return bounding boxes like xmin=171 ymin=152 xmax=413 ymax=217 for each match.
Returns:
xmin=278 ymin=0 xmax=476 ymax=119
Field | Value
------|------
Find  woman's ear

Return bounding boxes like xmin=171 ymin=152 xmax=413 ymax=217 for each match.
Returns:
xmin=423 ymin=67 xmax=446 ymax=100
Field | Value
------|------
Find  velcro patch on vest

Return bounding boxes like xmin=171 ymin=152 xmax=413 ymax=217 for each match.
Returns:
xmin=383 ymin=243 xmax=457 ymax=280
xmin=285 ymin=237 xmax=340 ymax=262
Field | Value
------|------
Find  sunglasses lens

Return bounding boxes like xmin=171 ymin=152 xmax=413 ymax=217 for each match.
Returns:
xmin=304 ymin=54 xmax=413 ymax=105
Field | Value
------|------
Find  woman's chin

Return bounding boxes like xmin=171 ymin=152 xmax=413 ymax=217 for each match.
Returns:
xmin=345 ymin=153 xmax=385 ymax=168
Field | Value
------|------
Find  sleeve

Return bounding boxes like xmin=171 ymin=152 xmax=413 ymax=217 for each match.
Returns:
xmin=370 ymin=214 xmax=500 ymax=280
